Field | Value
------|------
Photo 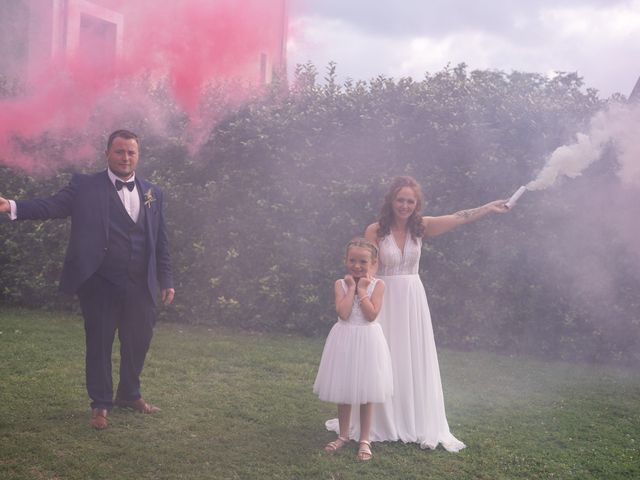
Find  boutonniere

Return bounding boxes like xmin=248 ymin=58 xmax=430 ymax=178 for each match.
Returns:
xmin=144 ymin=189 xmax=156 ymax=208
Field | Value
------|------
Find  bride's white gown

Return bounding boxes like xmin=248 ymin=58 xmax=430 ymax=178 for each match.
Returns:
xmin=326 ymin=234 xmax=466 ymax=451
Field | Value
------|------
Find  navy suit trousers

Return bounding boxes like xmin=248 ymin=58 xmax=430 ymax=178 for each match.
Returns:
xmin=77 ymin=274 xmax=156 ymax=409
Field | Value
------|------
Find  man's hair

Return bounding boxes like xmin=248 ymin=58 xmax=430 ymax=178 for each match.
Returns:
xmin=107 ymin=129 xmax=139 ymax=150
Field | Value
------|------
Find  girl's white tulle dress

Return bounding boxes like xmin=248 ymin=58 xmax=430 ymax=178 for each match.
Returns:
xmin=326 ymin=235 xmax=466 ymax=451
xmin=313 ymin=278 xmax=393 ymax=405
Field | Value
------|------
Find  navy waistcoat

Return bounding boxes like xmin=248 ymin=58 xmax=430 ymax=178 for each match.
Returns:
xmin=96 ymin=187 xmax=148 ymax=285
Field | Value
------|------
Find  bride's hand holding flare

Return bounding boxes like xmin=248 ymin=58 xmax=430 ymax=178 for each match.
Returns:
xmin=486 ymin=199 xmax=510 ymax=213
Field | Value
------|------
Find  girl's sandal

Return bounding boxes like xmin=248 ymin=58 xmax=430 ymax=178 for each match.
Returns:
xmin=357 ymin=440 xmax=372 ymax=461
xmin=324 ymin=436 xmax=348 ymax=453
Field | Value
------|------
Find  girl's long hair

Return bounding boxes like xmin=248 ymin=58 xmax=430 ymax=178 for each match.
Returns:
xmin=376 ymin=176 xmax=425 ymax=239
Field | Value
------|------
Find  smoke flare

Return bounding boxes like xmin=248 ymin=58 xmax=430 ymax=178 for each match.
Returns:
xmin=527 ymin=102 xmax=640 ymax=191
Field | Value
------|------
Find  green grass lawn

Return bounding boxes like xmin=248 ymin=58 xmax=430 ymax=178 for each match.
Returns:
xmin=1 ymin=308 xmax=638 ymax=480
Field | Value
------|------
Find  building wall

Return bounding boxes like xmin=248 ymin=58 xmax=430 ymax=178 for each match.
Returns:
xmin=0 ymin=0 xmax=30 ymax=82
xmin=0 ymin=0 xmax=288 ymax=86
xmin=630 ymin=77 xmax=640 ymax=102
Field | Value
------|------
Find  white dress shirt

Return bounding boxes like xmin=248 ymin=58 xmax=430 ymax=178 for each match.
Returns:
xmin=107 ymin=169 xmax=140 ymax=223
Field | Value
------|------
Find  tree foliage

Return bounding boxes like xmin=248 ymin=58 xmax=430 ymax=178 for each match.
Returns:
xmin=1 ymin=64 xmax=638 ymax=365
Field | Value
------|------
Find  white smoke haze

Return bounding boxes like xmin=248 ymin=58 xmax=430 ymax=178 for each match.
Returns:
xmin=526 ymin=132 xmax=600 ymax=190
xmin=527 ymin=102 xmax=640 ymax=191
xmin=610 ymin=104 xmax=640 ymax=187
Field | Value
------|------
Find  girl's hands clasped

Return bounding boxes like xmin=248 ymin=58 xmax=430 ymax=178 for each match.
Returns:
xmin=343 ymin=274 xmax=356 ymax=289
xmin=356 ymin=274 xmax=374 ymax=295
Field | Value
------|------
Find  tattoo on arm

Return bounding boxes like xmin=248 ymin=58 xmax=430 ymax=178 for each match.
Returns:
xmin=454 ymin=205 xmax=487 ymax=220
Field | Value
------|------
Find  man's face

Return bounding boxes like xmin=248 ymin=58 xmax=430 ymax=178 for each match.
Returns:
xmin=106 ymin=137 xmax=139 ymax=179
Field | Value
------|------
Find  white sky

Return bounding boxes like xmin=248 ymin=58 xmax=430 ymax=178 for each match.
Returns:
xmin=288 ymin=0 xmax=640 ymax=98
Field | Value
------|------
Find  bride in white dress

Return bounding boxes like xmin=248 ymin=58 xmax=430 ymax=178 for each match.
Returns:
xmin=327 ymin=176 xmax=508 ymax=451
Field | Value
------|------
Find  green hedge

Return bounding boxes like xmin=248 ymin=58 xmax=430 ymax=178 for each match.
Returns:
xmin=1 ymin=64 xmax=638 ymax=365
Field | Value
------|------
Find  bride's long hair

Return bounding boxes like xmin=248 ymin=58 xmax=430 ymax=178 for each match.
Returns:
xmin=376 ymin=176 xmax=425 ymax=239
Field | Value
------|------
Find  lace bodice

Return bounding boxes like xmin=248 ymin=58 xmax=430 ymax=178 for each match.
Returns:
xmin=340 ymin=278 xmax=379 ymax=326
xmin=377 ymin=234 xmax=422 ymax=276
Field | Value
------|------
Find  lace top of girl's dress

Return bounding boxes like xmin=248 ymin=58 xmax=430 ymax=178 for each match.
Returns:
xmin=340 ymin=278 xmax=379 ymax=326
xmin=377 ymin=234 xmax=422 ymax=276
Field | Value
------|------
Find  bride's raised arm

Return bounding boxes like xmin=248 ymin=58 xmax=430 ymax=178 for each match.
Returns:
xmin=422 ymin=199 xmax=509 ymax=239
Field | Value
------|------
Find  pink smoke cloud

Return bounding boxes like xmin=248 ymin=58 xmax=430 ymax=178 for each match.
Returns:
xmin=0 ymin=0 xmax=290 ymax=173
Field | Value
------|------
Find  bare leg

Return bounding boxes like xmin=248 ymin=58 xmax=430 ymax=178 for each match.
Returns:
xmin=338 ymin=404 xmax=352 ymax=439
xmin=325 ymin=404 xmax=351 ymax=453
xmin=359 ymin=403 xmax=373 ymax=442
xmin=357 ymin=403 xmax=373 ymax=461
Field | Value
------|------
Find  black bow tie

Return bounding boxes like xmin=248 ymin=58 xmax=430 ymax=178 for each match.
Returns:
xmin=115 ymin=179 xmax=135 ymax=192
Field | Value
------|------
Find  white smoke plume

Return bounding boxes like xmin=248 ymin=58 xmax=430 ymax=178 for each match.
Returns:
xmin=527 ymin=102 xmax=640 ymax=191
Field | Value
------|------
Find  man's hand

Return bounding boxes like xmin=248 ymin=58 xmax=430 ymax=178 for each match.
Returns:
xmin=161 ymin=288 xmax=175 ymax=306
xmin=0 ymin=196 xmax=10 ymax=214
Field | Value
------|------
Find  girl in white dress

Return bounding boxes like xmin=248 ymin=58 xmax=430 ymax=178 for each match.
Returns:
xmin=313 ymin=238 xmax=392 ymax=461
xmin=328 ymin=176 xmax=508 ymax=451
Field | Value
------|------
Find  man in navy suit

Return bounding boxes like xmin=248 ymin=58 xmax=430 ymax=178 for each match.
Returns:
xmin=0 ymin=129 xmax=175 ymax=429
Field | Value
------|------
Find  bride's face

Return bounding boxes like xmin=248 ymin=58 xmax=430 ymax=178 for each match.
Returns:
xmin=392 ymin=186 xmax=418 ymax=220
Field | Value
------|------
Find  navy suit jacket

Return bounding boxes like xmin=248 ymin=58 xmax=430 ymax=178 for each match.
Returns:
xmin=16 ymin=170 xmax=173 ymax=305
